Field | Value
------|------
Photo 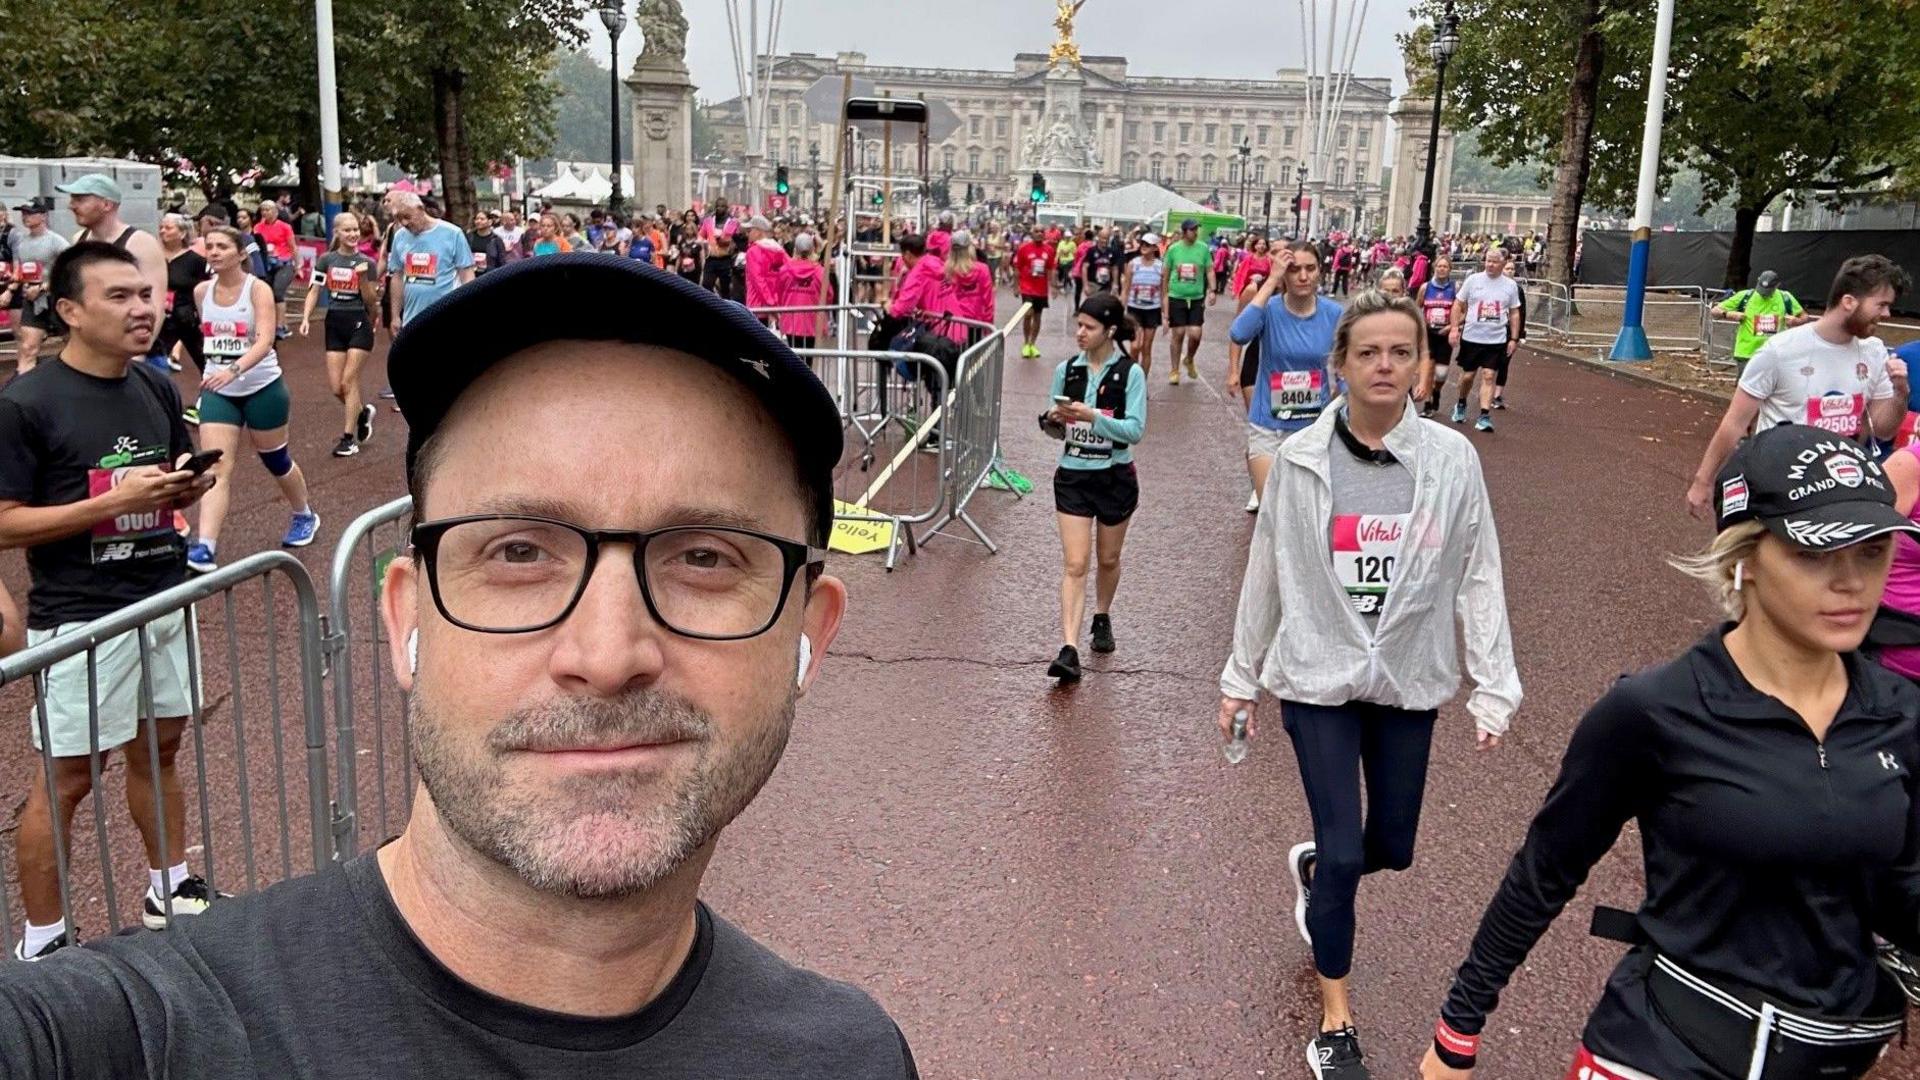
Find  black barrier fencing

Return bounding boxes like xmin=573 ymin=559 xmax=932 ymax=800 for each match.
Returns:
xmin=1578 ymin=229 xmax=1920 ymax=316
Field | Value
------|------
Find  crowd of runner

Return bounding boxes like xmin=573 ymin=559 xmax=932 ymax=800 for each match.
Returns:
xmin=0 ymin=167 xmax=1919 ymax=1080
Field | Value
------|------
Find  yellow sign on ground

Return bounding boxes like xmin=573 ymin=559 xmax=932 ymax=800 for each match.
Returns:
xmin=830 ymin=500 xmax=896 ymax=555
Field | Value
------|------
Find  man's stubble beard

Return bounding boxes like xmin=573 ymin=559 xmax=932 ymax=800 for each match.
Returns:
xmin=409 ymin=680 xmax=796 ymax=900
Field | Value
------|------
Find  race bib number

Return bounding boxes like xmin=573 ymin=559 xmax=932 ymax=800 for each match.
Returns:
xmin=1030 ymin=257 xmax=1048 ymax=276
xmin=1753 ymin=313 xmax=1779 ymax=335
xmin=680 ymin=256 xmax=695 ymax=271
xmin=472 ymin=251 xmax=488 ymax=270
xmin=15 ymin=260 xmax=42 ymax=283
xmin=1475 ymin=300 xmax=1505 ymax=322
xmin=164 ymin=290 xmax=175 ymax=310
xmin=202 ymin=319 xmax=249 ymax=362
xmin=1095 ymin=266 xmax=1111 ymax=285
xmin=1806 ymin=391 xmax=1865 ymax=436
xmin=326 ymin=265 xmax=361 ymax=297
xmin=1177 ymin=263 xmax=1198 ymax=282
xmin=1129 ymin=282 xmax=1161 ymax=307
xmin=87 ymin=466 xmax=178 ymax=565
xmin=1333 ymin=513 xmax=1409 ymax=616
xmin=403 ymin=250 xmax=438 ymax=285
xmin=1270 ymin=368 xmax=1325 ymax=417
xmin=1064 ymin=408 xmax=1116 ymax=458
xmin=1424 ymin=302 xmax=1450 ymax=329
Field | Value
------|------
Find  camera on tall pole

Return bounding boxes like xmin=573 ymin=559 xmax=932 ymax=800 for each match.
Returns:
xmin=598 ymin=0 xmax=629 ymax=218
xmin=1237 ymin=135 xmax=1252 ymax=222
xmin=1413 ymin=0 xmax=1459 ymax=259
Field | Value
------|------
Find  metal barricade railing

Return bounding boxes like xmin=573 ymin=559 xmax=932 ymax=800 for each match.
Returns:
xmin=1559 ymin=284 xmax=1708 ymax=353
xmin=920 ymin=306 xmax=1024 ymax=553
xmin=799 ymin=345 xmax=952 ymax=570
xmin=322 ymin=495 xmax=415 ymax=859
xmin=0 ymin=552 xmax=330 ymax=956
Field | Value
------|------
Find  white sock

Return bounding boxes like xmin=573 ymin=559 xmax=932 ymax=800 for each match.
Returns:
xmin=22 ymin=918 xmax=67 ymax=954
xmin=200 ymin=538 xmax=218 ymax=555
xmin=150 ymin=862 xmax=189 ymax=898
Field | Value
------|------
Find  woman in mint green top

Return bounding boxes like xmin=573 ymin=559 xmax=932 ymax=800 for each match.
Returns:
xmin=1042 ymin=294 xmax=1148 ymax=683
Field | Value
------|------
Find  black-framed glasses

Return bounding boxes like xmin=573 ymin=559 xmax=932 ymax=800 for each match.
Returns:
xmin=410 ymin=515 xmax=825 ymax=639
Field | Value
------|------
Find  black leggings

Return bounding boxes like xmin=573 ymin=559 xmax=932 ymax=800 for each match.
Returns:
xmin=153 ymin=310 xmax=205 ymax=371
xmin=1282 ymin=698 xmax=1438 ymax=979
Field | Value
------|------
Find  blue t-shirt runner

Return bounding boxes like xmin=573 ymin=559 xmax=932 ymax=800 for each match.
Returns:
xmin=388 ymin=218 xmax=475 ymax=328
xmin=1229 ymin=295 xmax=1344 ymax=432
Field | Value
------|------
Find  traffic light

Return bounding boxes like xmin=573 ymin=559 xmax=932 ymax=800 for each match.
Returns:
xmin=774 ymin=166 xmax=790 ymax=196
xmin=1030 ymin=171 xmax=1048 ymax=204
xmin=871 ymin=189 xmax=885 ymax=206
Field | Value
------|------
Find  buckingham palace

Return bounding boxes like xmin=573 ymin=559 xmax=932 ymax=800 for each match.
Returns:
xmin=704 ymin=50 xmax=1395 ymax=231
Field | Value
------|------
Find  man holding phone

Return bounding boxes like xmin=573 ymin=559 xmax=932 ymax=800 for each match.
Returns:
xmin=0 ymin=241 xmax=220 ymax=960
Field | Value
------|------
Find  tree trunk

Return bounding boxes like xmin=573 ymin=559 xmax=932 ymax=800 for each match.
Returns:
xmin=1545 ymin=0 xmax=1604 ymax=291
xmin=432 ymin=67 xmax=477 ymax=225
xmin=295 ymin=121 xmax=322 ymax=216
xmin=1725 ymin=202 xmax=1763 ymax=292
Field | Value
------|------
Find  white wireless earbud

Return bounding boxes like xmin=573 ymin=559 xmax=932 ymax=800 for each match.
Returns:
xmin=797 ymin=633 xmax=813 ymax=687
xmin=1733 ymin=560 xmax=1745 ymax=593
xmin=407 ymin=629 xmax=419 ymax=674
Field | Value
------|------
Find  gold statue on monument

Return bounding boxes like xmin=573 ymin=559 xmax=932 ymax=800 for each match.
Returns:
xmin=1048 ymin=0 xmax=1088 ymax=69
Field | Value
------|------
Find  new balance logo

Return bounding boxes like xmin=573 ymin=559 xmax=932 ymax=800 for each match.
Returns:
xmin=96 ymin=542 xmax=136 ymax=562
xmin=1882 ymin=751 xmax=1901 ymax=772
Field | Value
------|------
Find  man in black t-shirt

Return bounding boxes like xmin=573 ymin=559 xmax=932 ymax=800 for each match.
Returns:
xmin=0 ymin=243 xmax=219 ymax=963
xmin=0 ymin=256 xmax=917 ymax=1078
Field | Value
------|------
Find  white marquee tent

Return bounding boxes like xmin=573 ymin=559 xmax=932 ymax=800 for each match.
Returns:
xmin=1080 ymin=181 xmax=1210 ymax=225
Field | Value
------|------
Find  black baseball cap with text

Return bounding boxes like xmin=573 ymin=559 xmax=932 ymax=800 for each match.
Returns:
xmin=1716 ymin=424 xmax=1920 ymax=549
xmin=386 ymin=254 xmax=842 ymax=538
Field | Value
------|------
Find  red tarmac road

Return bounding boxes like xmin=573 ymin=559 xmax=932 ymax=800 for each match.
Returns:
xmin=4 ymin=285 xmax=1920 ymax=1078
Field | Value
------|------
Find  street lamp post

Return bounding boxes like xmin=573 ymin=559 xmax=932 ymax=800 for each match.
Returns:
xmin=808 ymin=141 xmax=821 ymax=218
xmin=598 ymin=0 xmax=628 ymax=217
xmin=1414 ymin=0 xmax=1460 ymax=258
xmin=1292 ymin=164 xmax=1309 ymax=240
xmin=1236 ymin=136 xmax=1252 ymax=221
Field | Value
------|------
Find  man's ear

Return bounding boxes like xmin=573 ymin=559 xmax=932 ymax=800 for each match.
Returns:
xmin=380 ymin=553 xmax=421 ymax=693
xmin=795 ymin=574 xmax=848 ymax=696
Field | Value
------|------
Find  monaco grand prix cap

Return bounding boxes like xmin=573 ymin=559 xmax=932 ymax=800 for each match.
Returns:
xmin=388 ymin=254 xmax=842 ymax=533
xmin=1715 ymin=424 xmax=1920 ymax=549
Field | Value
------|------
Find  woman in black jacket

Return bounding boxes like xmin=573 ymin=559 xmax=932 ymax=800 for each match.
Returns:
xmin=1423 ymin=423 xmax=1920 ymax=1080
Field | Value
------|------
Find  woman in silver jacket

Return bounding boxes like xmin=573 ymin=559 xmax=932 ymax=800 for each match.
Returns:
xmin=1216 ymin=289 xmax=1522 ymax=1080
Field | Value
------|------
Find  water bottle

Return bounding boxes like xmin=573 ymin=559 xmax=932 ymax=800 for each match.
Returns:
xmin=1223 ymin=709 xmax=1250 ymax=765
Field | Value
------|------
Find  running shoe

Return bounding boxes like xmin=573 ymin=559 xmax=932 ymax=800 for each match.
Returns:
xmin=1474 ymin=413 xmax=1494 ymax=433
xmin=1090 ymin=614 xmax=1115 ymax=654
xmin=181 ymin=406 xmax=199 ymax=427
xmin=1289 ymin=841 xmax=1316 ymax=946
xmin=186 ymin=542 xmax=218 ymax=574
xmin=378 ymin=386 xmax=395 ymax=399
xmin=166 ymin=357 xmax=182 ymax=372
xmin=356 ymin=403 xmax=376 ymax=443
xmin=274 ymin=327 xmax=290 ymax=341
xmin=1306 ymin=1026 xmax=1370 ymax=1079
xmin=1245 ymin=492 xmax=1261 ymax=514
xmin=13 ymin=931 xmax=71 ymax=962
xmin=1169 ymin=369 xmax=1181 ymax=385
xmin=1451 ymin=400 xmax=1467 ymax=424
xmin=332 ymin=434 xmax=360 ymax=458
xmin=141 ymin=875 xmax=229 ymax=930
xmin=1492 ymin=394 xmax=1507 ymax=411
xmin=1184 ymin=359 xmax=1199 ymax=380
xmin=1879 ymin=941 xmax=1920 ymax=1006
xmin=1046 ymin=645 xmax=1082 ymax=683
xmin=282 ymin=510 xmax=321 ymax=548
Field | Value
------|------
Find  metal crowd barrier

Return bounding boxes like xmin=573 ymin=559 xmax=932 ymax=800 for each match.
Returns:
xmin=0 ymin=552 xmax=331 ymax=957
xmin=919 ymin=306 xmax=1024 ymax=554
xmin=323 ymin=495 xmax=415 ymax=858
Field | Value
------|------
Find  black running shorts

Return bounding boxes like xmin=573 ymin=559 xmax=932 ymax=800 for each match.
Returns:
xmin=1455 ymin=340 xmax=1505 ymax=373
xmin=1054 ymin=463 xmax=1139 ymax=527
xmin=1129 ymin=305 xmax=1162 ymax=329
xmin=1168 ymin=298 xmax=1205 ymax=328
xmin=325 ymin=308 xmax=375 ymax=352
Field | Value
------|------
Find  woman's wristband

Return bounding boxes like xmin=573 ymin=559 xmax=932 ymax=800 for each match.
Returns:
xmin=1433 ymin=1019 xmax=1478 ymax=1069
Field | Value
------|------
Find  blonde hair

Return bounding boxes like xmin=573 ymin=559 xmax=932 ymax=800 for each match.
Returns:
xmin=330 ymin=211 xmax=361 ymax=252
xmin=945 ymin=234 xmax=978 ymax=283
xmin=1667 ymin=519 xmax=1767 ymax=620
xmin=1328 ymin=289 xmax=1426 ymax=376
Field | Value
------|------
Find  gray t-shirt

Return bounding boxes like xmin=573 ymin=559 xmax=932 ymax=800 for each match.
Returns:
xmin=312 ymin=250 xmax=374 ymax=312
xmin=1328 ymin=418 xmax=1416 ymax=626
xmin=1456 ymin=271 xmax=1522 ymax=347
xmin=0 ymin=852 xmax=918 ymax=1078
xmin=11 ymin=230 xmax=70 ymax=314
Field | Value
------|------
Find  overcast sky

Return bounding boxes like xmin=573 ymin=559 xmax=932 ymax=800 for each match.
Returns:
xmin=584 ymin=0 xmax=1418 ymax=103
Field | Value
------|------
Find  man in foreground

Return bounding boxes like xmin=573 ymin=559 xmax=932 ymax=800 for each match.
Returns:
xmin=0 ymin=255 xmax=917 ymax=1077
